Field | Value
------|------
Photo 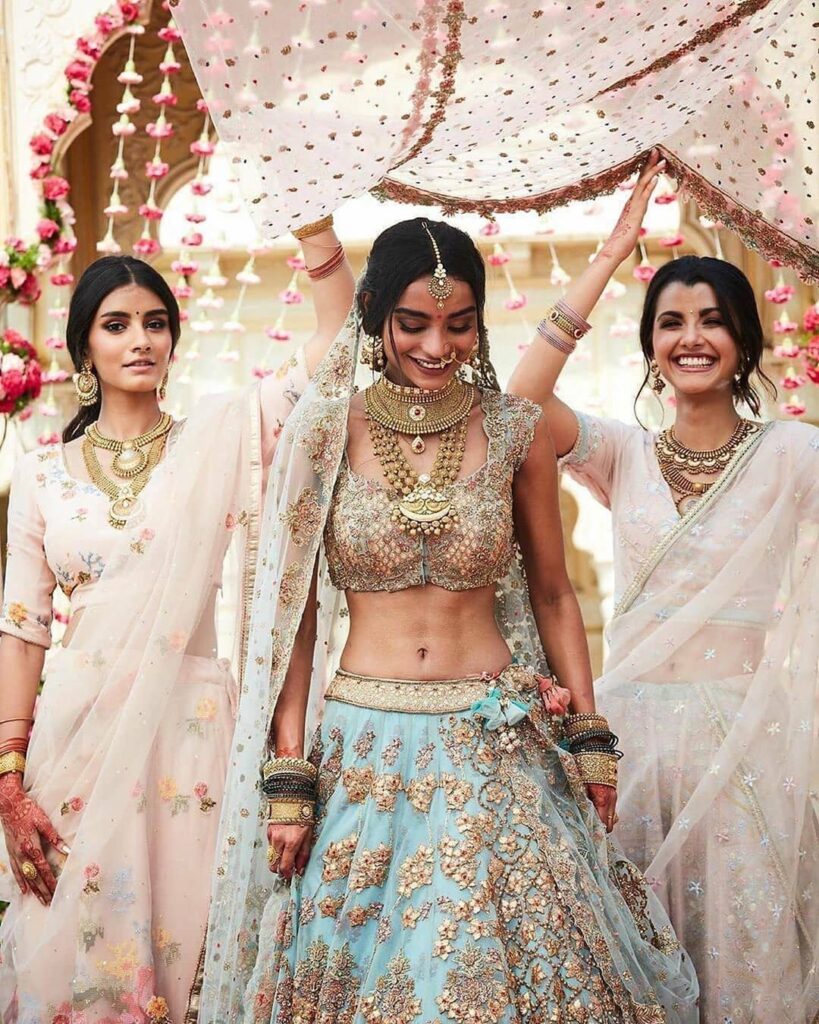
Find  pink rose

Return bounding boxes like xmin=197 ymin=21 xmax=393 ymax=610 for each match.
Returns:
xmin=279 ymin=288 xmax=303 ymax=305
xmin=18 ymin=273 xmax=41 ymax=304
xmin=69 ymin=795 xmax=85 ymax=812
xmin=64 ymin=59 xmax=92 ymax=84
xmin=10 ymin=266 xmax=26 ymax=289
xmin=764 ymin=283 xmax=795 ymax=304
xmin=36 ymin=218 xmax=61 ymax=241
xmin=42 ymin=175 xmax=70 ymax=201
xmin=53 ymin=237 xmax=77 ymax=255
xmin=138 ymin=203 xmax=164 ymax=221
xmin=75 ymin=36 xmax=102 ymax=60
xmin=193 ymin=782 xmax=209 ymax=800
xmin=44 ymin=113 xmax=69 ymax=136
xmin=172 ymin=282 xmax=193 ymax=299
xmin=803 ymin=306 xmax=819 ymax=333
xmin=2 ymin=370 xmax=26 ymax=400
xmin=30 ymin=161 xmax=52 ymax=180
xmin=70 ymin=90 xmax=92 ymax=114
xmin=83 ymin=863 xmax=100 ymax=880
xmin=182 ymin=231 xmax=203 ymax=248
xmin=145 ymin=159 xmax=170 ymax=179
xmin=190 ymin=138 xmax=216 ymax=158
xmin=5 ymin=236 xmax=25 ymax=252
xmin=50 ymin=272 xmax=74 ymax=287
xmin=30 ymin=133 xmax=54 ymax=157
xmin=806 ymin=364 xmax=819 ymax=385
xmin=265 ymin=326 xmax=291 ymax=341
xmin=94 ymin=13 xmax=119 ymax=35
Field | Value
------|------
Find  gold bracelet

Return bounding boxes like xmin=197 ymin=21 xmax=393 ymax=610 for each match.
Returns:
xmin=262 ymin=756 xmax=318 ymax=783
xmin=268 ymin=799 xmax=316 ymax=825
xmin=292 ymin=214 xmax=334 ymax=240
xmin=575 ymin=752 xmax=618 ymax=789
xmin=0 ymin=751 xmax=27 ymax=776
xmin=563 ymin=713 xmax=609 ymax=738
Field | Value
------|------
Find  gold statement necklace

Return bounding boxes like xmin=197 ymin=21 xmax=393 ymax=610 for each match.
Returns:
xmin=655 ymin=418 xmax=758 ymax=514
xmin=83 ymin=413 xmax=173 ymax=528
xmin=365 ymin=375 xmax=474 ymax=454
xmin=365 ymin=376 xmax=473 ymax=536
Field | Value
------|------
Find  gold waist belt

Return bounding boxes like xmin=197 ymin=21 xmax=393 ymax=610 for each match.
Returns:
xmin=325 ymin=664 xmax=537 ymax=715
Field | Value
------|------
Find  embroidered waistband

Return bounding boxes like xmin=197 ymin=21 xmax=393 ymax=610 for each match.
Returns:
xmin=325 ymin=664 xmax=537 ymax=714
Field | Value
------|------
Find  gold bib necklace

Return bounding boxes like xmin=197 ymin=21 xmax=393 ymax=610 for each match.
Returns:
xmin=365 ymin=375 xmax=474 ymax=454
xmin=83 ymin=413 xmax=173 ymax=528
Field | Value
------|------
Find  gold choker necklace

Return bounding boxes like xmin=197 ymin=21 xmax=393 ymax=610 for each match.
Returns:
xmin=83 ymin=413 xmax=173 ymax=528
xmin=365 ymin=376 xmax=474 ymax=454
xmin=655 ymin=418 xmax=758 ymax=514
xmin=86 ymin=413 xmax=173 ymax=479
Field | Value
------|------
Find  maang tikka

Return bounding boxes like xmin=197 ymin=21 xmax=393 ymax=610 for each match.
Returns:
xmin=422 ymin=222 xmax=453 ymax=309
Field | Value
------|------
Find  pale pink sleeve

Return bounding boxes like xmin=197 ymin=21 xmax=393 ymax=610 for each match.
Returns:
xmin=259 ymin=346 xmax=310 ymax=470
xmin=558 ymin=411 xmax=637 ymax=510
xmin=0 ymin=454 xmax=56 ymax=648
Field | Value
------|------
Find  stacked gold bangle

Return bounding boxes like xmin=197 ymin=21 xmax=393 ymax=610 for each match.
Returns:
xmin=564 ymin=712 xmax=621 ymax=790
xmin=262 ymin=756 xmax=318 ymax=825
xmin=292 ymin=214 xmax=334 ymax=240
xmin=575 ymin=752 xmax=618 ymax=790
xmin=0 ymin=752 xmax=26 ymax=777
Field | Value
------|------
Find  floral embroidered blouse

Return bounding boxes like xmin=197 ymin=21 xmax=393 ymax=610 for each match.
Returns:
xmin=0 ymin=350 xmax=308 ymax=649
xmin=324 ymin=390 xmax=541 ymax=592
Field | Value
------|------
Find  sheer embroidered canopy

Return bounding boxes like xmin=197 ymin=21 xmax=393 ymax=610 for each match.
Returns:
xmin=173 ymin=0 xmax=818 ymax=278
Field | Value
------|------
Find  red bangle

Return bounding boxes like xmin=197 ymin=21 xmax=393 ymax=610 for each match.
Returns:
xmin=306 ymin=244 xmax=345 ymax=281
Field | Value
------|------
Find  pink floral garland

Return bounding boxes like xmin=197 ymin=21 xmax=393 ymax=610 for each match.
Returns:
xmin=0 ymin=0 xmax=144 ymax=309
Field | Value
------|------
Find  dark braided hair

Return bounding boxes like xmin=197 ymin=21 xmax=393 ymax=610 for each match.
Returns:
xmin=636 ymin=255 xmax=775 ymax=417
xmin=63 ymin=256 xmax=181 ymax=443
xmin=356 ymin=217 xmax=500 ymax=391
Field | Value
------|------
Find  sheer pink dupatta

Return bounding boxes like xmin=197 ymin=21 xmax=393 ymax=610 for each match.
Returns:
xmin=0 ymin=387 xmax=260 ymax=1005
xmin=598 ymin=421 xmax=819 ymax=1015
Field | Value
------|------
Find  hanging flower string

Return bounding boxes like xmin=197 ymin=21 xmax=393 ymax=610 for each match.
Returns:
xmin=763 ymin=266 xmax=819 ymax=417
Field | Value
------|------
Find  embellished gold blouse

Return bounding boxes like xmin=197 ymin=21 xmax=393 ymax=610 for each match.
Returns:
xmin=324 ymin=390 xmax=541 ymax=593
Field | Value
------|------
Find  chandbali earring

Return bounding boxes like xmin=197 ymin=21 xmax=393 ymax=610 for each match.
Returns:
xmin=158 ymin=368 xmax=169 ymax=402
xmin=360 ymin=333 xmax=385 ymax=371
xmin=74 ymin=359 xmax=99 ymax=407
xmin=649 ymin=359 xmax=666 ymax=395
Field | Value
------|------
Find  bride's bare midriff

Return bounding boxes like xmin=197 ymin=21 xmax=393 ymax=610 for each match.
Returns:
xmin=341 ymin=583 xmax=511 ymax=681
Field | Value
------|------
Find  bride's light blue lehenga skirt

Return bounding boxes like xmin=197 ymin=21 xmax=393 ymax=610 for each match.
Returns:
xmin=249 ymin=666 xmax=699 ymax=1024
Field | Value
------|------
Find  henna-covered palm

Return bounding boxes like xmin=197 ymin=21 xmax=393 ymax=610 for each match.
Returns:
xmin=0 ymin=773 xmax=68 ymax=904
xmin=599 ymin=149 xmax=668 ymax=264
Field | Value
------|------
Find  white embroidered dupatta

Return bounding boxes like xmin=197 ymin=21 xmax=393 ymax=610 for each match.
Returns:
xmin=598 ymin=420 xmax=819 ymax=1016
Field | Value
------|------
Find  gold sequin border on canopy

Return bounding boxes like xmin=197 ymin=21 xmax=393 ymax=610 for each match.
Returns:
xmin=376 ymin=145 xmax=819 ymax=283
xmin=325 ymin=664 xmax=538 ymax=715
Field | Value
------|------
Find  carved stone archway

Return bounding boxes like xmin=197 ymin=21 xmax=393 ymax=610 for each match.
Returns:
xmin=63 ymin=0 xmax=204 ymax=269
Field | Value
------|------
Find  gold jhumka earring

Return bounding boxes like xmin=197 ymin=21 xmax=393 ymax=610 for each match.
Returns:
xmin=360 ymin=333 xmax=386 ymax=371
xmin=649 ymin=360 xmax=666 ymax=395
xmin=74 ymin=359 xmax=99 ymax=406
xmin=158 ymin=368 xmax=169 ymax=402
xmin=422 ymin=222 xmax=453 ymax=309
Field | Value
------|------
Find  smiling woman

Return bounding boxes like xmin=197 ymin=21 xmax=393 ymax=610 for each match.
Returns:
xmin=509 ymin=250 xmax=819 ymax=1021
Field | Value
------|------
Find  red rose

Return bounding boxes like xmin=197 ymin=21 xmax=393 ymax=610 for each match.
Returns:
xmin=44 ymin=113 xmax=69 ymax=136
xmin=36 ymin=218 xmax=61 ymax=241
xmin=64 ymin=59 xmax=92 ymax=83
xmin=29 ymin=133 xmax=54 ymax=157
xmin=70 ymin=90 xmax=92 ymax=114
xmin=18 ymin=273 xmax=41 ymax=305
xmin=119 ymin=1 xmax=140 ymax=22
xmin=42 ymin=176 xmax=70 ymax=201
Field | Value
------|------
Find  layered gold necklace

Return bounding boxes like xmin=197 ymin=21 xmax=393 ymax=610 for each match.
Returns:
xmin=365 ymin=375 xmax=474 ymax=454
xmin=365 ymin=376 xmax=473 ymax=537
xmin=655 ymin=418 xmax=758 ymax=514
xmin=83 ymin=413 xmax=173 ymax=529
